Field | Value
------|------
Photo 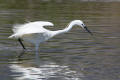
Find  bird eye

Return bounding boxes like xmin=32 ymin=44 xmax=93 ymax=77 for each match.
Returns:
xmin=82 ymin=24 xmax=84 ymax=26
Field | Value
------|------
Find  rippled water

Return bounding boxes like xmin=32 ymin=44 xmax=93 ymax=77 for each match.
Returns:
xmin=0 ymin=1 xmax=120 ymax=80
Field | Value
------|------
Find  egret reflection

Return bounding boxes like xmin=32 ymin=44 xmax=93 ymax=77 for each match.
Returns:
xmin=10 ymin=54 xmax=84 ymax=80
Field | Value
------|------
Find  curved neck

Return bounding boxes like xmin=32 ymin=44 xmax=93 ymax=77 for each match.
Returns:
xmin=64 ymin=21 xmax=74 ymax=32
xmin=51 ymin=21 xmax=75 ymax=36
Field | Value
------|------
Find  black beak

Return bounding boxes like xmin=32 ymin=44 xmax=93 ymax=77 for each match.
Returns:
xmin=84 ymin=26 xmax=93 ymax=36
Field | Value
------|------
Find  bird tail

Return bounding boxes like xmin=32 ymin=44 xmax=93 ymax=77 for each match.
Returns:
xmin=8 ymin=24 xmax=22 ymax=39
xmin=8 ymin=35 xmax=14 ymax=38
xmin=8 ymin=34 xmax=17 ymax=38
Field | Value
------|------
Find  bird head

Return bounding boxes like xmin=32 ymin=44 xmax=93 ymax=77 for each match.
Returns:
xmin=72 ymin=20 xmax=93 ymax=35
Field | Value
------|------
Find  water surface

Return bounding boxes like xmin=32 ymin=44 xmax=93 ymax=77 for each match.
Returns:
xmin=0 ymin=1 xmax=120 ymax=80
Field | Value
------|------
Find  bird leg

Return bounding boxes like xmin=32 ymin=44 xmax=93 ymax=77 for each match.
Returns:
xmin=18 ymin=38 xmax=26 ymax=50
xmin=35 ymin=44 xmax=39 ymax=54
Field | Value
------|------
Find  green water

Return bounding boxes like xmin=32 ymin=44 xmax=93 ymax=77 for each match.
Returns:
xmin=0 ymin=1 xmax=120 ymax=80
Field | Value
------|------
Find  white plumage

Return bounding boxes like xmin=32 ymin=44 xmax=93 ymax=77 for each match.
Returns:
xmin=9 ymin=20 xmax=92 ymax=52
xmin=9 ymin=21 xmax=54 ymax=38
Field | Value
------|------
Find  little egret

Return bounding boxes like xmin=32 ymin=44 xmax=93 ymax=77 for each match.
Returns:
xmin=8 ymin=20 xmax=92 ymax=52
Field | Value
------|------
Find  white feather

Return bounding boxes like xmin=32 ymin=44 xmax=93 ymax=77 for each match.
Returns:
xmin=8 ymin=20 xmax=92 ymax=52
xmin=9 ymin=21 xmax=54 ymax=38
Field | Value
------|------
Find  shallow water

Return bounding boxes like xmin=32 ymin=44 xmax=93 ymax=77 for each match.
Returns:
xmin=0 ymin=1 xmax=120 ymax=80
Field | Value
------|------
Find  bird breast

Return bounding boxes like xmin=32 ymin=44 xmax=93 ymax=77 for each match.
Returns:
xmin=22 ymin=32 xmax=51 ymax=44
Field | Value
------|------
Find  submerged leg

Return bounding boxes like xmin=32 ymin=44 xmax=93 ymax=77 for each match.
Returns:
xmin=17 ymin=50 xmax=25 ymax=59
xmin=35 ymin=44 xmax=39 ymax=54
xmin=18 ymin=38 xmax=26 ymax=50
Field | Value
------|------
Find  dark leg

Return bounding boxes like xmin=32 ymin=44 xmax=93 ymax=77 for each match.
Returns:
xmin=18 ymin=38 xmax=26 ymax=50
xmin=17 ymin=50 xmax=25 ymax=60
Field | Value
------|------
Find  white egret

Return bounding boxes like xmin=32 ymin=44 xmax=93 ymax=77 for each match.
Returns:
xmin=8 ymin=20 xmax=92 ymax=52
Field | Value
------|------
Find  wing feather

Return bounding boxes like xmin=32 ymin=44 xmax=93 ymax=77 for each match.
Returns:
xmin=9 ymin=21 xmax=54 ymax=38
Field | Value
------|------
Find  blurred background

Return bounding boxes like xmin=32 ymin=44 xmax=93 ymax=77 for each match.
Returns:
xmin=0 ymin=0 xmax=120 ymax=80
